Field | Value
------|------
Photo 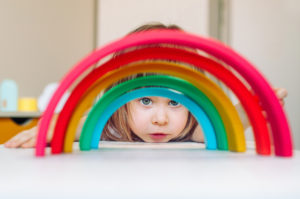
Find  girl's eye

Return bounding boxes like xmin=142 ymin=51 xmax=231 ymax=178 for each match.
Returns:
xmin=139 ymin=97 xmax=152 ymax=106
xmin=169 ymin=100 xmax=180 ymax=107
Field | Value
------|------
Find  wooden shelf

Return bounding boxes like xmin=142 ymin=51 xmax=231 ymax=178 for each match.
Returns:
xmin=0 ymin=111 xmax=41 ymax=118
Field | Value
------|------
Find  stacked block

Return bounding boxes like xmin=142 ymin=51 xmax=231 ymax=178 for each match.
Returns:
xmin=35 ymin=30 xmax=293 ymax=157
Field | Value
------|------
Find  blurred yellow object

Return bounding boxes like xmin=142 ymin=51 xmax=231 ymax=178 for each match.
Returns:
xmin=18 ymin=98 xmax=38 ymax=112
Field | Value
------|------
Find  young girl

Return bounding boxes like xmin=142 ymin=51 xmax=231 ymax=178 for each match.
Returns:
xmin=4 ymin=22 xmax=288 ymax=148
xmin=101 ymin=80 xmax=199 ymax=143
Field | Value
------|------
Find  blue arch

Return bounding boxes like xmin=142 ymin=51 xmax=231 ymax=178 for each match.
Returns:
xmin=80 ymin=87 xmax=217 ymax=150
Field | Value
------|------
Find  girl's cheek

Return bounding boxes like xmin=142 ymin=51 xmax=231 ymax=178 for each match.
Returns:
xmin=170 ymin=108 xmax=189 ymax=124
xmin=170 ymin=106 xmax=189 ymax=115
xmin=128 ymin=105 xmax=149 ymax=125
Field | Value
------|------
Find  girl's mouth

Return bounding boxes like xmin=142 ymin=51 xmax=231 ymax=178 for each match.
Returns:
xmin=149 ymin=133 xmax=168 ymax=140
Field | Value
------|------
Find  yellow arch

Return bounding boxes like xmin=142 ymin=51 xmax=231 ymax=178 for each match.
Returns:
xmin=64 ymin=61 xmax=246 ymax=152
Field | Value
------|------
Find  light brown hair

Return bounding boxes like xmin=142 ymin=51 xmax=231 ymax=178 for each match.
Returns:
xmin=100 ymin=22 xmax=197 ymax=142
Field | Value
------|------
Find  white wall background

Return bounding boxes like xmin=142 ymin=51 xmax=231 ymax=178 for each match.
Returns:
xmin=97 ymin=0 xmax=210 ymax=46
xmin=0 ymin=0 xmax=95 ymax=97
xmin=230 ymin=0 xmax=300 ymax=149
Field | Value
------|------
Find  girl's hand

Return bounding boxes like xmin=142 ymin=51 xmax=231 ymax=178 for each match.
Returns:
xmin=4 ymin=126 xmax=38 ymax=148
xmin=4 ymin=114 xmax=58 ymax=148
xmin=274 ymin=87 xmax=288 ymax=106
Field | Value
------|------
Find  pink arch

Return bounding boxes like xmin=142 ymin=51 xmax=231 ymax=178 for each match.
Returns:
xmin=36 ymin=30 xmax=292 ymax=157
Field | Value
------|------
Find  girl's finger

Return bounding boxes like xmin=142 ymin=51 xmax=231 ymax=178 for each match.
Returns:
xmin=275 ymin=88 xmax=288 ymax=99
xmin=4 ymin=128 xmax=36 ymax=148
xmin=21 ymin=136 xmax=37 ymax=148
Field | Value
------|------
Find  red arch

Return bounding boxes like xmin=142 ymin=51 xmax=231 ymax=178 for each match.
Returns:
xmin=51 ymin=47 xmax=270 ymax=155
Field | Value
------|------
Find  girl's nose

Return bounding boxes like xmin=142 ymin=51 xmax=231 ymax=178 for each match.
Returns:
xmin=151 ymin=107 xmax=169 ymax=126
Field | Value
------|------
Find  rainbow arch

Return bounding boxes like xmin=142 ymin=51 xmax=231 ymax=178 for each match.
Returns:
xmin=36 ymin=30 xmax=293 ymax=157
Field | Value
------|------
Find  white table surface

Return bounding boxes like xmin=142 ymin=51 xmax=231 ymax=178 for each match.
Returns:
xmin=0 ymin=141 xmax=299 ymax=199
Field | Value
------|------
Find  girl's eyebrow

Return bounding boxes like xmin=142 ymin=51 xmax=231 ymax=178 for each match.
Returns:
xmin=136 ymin=96 xmax=147 ymax=99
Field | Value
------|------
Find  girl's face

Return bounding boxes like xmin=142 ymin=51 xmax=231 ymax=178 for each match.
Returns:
xmin=127 ymin=96 xmax=189 ymax=142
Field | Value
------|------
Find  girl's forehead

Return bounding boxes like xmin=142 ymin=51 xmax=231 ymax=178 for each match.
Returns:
xmin=146 ymin=96 xmax=173 ymax=101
